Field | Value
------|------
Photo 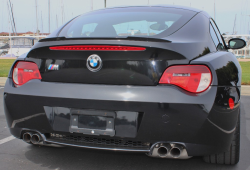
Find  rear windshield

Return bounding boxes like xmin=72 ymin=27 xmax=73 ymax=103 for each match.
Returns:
xmin=59 ymin=7 xmax=197 ymax=39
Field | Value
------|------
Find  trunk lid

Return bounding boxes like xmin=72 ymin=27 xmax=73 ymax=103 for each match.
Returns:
xmin=26 ymin=39 xmax=189 ymax=86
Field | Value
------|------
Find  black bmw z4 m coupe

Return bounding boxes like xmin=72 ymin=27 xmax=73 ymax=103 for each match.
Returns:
xmin=4 ymin=5 xmax=246 ymax=165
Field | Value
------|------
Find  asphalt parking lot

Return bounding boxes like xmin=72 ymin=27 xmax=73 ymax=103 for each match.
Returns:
xmin=0 ymin=87 xmax=250 ymax=170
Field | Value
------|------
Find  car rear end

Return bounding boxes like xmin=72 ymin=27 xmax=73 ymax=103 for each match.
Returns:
xmin=3 ymin=6 xmax=240 ymax=160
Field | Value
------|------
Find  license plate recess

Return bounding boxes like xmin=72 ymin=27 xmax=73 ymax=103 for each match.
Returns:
xmin=70 ymin=109 xmax=115 ymax=136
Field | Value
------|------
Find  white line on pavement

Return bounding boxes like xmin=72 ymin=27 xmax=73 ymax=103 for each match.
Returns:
xmin=242 ymin=85 xmax=250 ymax=87
xmin=0 ymin=136 xmax=15 ymax=145
xmin=0 ymin=87 xmax=4 ymax=89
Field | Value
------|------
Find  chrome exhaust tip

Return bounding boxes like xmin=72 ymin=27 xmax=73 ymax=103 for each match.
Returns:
xmin=170 ymin=144 xmax=183 ymax=158
xmin=31 ymin=134 xmax=42 ymax=144
xmin=23 ymin=132 xmax=32 ymax=143
xmin=157 ymin=146 xmax=170 ymax=157
xmin=148 ymin=142 xmax=191 ymax=159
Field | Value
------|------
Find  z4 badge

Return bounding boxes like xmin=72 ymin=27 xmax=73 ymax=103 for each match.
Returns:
xmin=48 ymin=64 xmax=59 ymax=70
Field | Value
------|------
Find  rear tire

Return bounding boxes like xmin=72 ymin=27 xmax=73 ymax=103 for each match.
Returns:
xmin=203 ymin=110 xmax=240 ymax=165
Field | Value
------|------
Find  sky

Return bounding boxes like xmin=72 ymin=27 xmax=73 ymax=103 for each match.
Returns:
xmin=0 ymin=0 xmax=250 ymax=35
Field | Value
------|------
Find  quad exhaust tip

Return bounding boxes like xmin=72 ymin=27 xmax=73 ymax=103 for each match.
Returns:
xmin=170 ymin=145 xmax=182 ymax=158
xmin=158 ymin=146 xmax=168 ymax=157
xmin=23 ymin=132 xmax=42 ymax=144
xmin=149 ymin=143 xmax=191 ymax=159
xmin=23 ymin=132 xmax=32 ymax=143
xmin=157 ymin=144 xmax=171 ymax=157
xmin=22 ymin=131 xmax=63 ymax=147
xmin=156 ymin=144 xmax=182 ymax=158
xmin=31 ymin=134 xmax=42 ymax=144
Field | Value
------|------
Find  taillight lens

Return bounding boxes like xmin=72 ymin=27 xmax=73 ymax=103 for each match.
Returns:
xmin=228 ymin=98 xmax=234 ymax=110
xmin=159 ymin=65 xmax=212 ymax=93
xmin=49 ymin=45 xmax=146 ymax=51
xmin=12 ymin=61 xmax=41 ymax=86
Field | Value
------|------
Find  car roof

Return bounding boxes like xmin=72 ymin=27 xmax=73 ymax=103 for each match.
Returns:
xmin=103 ymin=5 xmax=202 ymax=13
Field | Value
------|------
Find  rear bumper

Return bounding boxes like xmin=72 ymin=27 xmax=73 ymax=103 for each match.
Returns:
xmin=4 ymin=78 xmax=240 ymax=156
xmin=19 ymin=129 xmax=150 ymax=152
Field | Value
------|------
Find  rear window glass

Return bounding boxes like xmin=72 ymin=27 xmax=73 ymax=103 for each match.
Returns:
xmin=59 ymin=7 xmax=197 ymax=39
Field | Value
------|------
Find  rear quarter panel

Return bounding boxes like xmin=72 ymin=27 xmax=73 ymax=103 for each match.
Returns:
xmin=191 ymin=51 xmax=241 ymax=145
xmin=191 ymin=51 xmax=241 ymax=87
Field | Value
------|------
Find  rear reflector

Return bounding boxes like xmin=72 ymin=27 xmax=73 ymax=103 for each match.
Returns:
xmin=49 ymin=45 xmax=146 ymax=51
xmin=159 ymin=65 xmax=212 ymax=93
xmin=228 ymin=98 xmax=234 ymax=109
xmin=12 ymin=61 xmax=41 ymax=86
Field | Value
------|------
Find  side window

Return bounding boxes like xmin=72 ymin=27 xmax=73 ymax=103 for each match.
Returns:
xmin=210 ymin=24 xmax=219 ymax=49
xmin=210 ymin=20 xmax=225 ymax=50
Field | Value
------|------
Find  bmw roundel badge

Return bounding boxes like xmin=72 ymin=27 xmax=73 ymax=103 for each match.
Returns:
xmin=86 ymin=54 xmax=102 ymax=72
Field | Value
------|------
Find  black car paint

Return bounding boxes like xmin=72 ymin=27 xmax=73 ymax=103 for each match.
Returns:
xmin=22 ymin=12 xmax=240 ymax=87
xmin=22 ymin=12 xmax=219 ymax=86
xmin=26 ymin=44 xmax=187 ymax=86
xmin=3 ymin=80 xmax=239 ymax=156
xmin=4 ymin=6 xmax=241 ymax=157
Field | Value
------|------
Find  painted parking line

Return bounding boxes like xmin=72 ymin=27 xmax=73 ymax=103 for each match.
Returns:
xmin=0 ymin=136 xmax=15 ymax=145
xmin=0 ymin=87 xmax=4 ymax=89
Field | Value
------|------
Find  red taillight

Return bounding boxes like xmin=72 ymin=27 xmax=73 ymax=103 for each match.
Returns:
xmin=12 ymin=61 xmax=41 ymax=86
xmin=159 ymin=65 xmax=212 ymax=93
xmin=229 ymin=98 xmax=234 ymax=109
xmin=49 ymin=45 xmax=146 ymax=51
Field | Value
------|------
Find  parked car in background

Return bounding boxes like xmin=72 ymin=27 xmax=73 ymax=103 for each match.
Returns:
xmin=0 ymin=42 xmax=9 ymax=56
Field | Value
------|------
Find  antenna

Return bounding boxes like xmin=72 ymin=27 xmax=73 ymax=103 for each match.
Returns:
xmin=48 ymin=0 xmax=50 ymax=33
xmin=9 ymin=1 xmax=17 ymax=35
xmin=61 ymin=0 xmax=63 ymax=24
xmin=245 ymin=15 xmax=250 ymax=34
xmin=7 ymin=2 xmax=12 ymax=56
xmin=63 ymin=7 xmax=65 ymax=23
xmin=2 ymin=0 xmax=4 ymax=32
xmin=41 ymin=11 xmax=43 ymax=35
xmin=248 ymin=19 xmax=250 ymax=34
xmin=35 ymin=0 xmax=39 ymax=35
xmin=214 ymin=0 xmax=215 ymax=21
xmin=6 ymin=1 xmax=14 ymax=35
xmin=56 ymin=14 xmax=58 ymax=28
xmin=233 ymin=14 xmax=237 ymax=34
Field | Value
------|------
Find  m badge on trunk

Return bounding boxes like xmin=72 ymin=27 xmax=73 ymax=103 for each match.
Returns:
xmin=87 ymin=54 xmax=102 ymax=72
xmin=48 ymin=64 xmax=59 ymax=70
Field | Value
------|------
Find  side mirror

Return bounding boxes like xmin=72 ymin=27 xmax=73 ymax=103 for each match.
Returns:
xmin=228 ymin=38 xmax=246 ymax=49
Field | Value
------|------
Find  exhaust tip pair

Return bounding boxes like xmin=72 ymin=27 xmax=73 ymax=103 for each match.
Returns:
xmin=149 ymin=143 xmax=191 ymax=159
xmin=23 ymin=133 xmax=42 ymax=144
xmin=157 ymin=144 xmax=182 ymax=158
